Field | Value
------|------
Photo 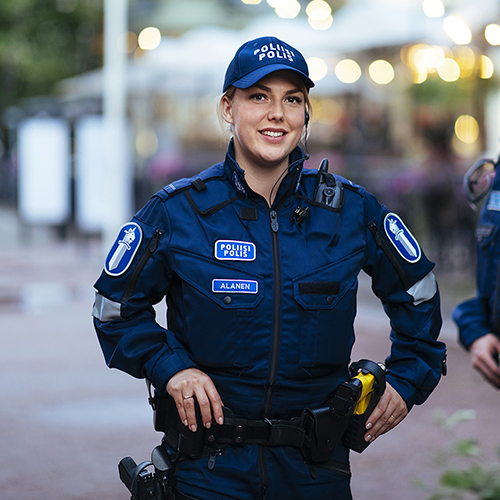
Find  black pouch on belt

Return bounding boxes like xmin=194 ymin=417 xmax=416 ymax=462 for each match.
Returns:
xmin=300 ymin=407 xmax=350 ymax=463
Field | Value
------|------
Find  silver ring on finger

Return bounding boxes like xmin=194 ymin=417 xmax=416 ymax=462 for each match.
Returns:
xmin=183 ymin=394 xmax=194 ymax=400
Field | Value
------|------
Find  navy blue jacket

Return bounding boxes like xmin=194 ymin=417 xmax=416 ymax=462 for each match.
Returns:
xmin=93 ymin=143 xmax=445 ymax=421
xmin=453 ymin=162 xmax=500 ymax=349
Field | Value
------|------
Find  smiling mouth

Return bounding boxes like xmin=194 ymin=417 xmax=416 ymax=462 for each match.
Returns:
xmin=260 ymin=130 xmax=285 ymax=138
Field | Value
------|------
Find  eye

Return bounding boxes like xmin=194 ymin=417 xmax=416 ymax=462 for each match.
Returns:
xmin=286 ymin=95 xmax=303 ymax=104
xmin=250 ymin=93 xmax=267 ymax=101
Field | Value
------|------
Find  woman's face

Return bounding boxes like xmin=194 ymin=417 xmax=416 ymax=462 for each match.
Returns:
xmin=222 ymin=70 xmax=307 ymax=173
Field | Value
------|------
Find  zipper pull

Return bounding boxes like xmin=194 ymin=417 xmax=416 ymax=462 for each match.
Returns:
xmin=270 ymin=210 xmax=279 ymax=233
xmin=149 ymin=229 xmax=163 ymax=252
xmin=207 ymin=448 xmax=224 ymax=470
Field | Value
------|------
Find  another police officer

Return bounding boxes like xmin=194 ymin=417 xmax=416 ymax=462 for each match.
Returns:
xmin=93 ymin=36 xmax=446 ymax=499
xmin=453 ymin=157 xmax=500 ymax=389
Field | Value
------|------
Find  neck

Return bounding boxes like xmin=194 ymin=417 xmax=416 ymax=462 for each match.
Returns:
xmin=239 ymin=159 xmax=289 ymax=206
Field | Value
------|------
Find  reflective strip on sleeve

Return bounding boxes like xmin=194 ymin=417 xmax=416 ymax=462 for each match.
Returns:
xmin=92 ymin=292 xmax=122 ymax=322
xmin=406 ymin=271 xmax=437 ymax=306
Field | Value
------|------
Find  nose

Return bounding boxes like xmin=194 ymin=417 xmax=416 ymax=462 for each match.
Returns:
xmin=267 ymin=100 xmax=284 ymax=122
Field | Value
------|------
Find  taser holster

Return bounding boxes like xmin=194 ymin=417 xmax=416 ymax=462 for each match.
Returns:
xmin=301 ymin=359 xmax=387 ymax=461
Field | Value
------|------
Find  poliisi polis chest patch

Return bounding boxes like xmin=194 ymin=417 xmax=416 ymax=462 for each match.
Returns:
xmin=214 ymin=240 xmax=256 ymax=261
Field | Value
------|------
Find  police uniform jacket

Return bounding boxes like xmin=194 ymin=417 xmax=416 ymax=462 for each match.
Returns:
xmin=453 ymin=162 xmax=500 ymax=349
xmin=93 ymin=142 xmax=445 ymax=429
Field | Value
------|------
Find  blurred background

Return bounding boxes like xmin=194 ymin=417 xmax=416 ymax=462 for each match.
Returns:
xmin=1 ymin=1 xmax=500 ymax=499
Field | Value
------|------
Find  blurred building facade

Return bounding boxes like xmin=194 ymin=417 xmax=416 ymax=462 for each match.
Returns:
xmin=1 ymin=0 xmax=500 ymax=269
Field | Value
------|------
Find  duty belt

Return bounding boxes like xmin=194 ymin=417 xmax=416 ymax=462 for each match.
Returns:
xmin=164 ymin=406 xmax=308 ymax=457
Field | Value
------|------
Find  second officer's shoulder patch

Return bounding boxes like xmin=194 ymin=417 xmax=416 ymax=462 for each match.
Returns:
xmin=383 ymin=213 xmax=421 ymax=263
xmin=104 ymin=222 xmax=143 ymax=276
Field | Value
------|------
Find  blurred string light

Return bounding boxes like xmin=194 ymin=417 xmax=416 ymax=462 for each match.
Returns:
xmin=307 ymin=57 xmax=328 ymax=81
xmin=368 ymin=60 xmax=394 ymax=84
xmin=422 ymin=0 xmax=445 ymax=18
xmin=443 ymin=15 xmax=471 ymax=45
xmin=335 ymin=59 xmax=361 ymax=84
xmin=437 ymin=58 xmax=460 ymax=81
xmin=485 ymin=24 xmax=500 ymax=45
xmin=306 ymin=1 xmax=333 ymax=30
xmin=241 ymin=0 xmax=262 ymax=4
xmin=480 ymin=55 xmax=494 ymax=79
xmin=400 ymin=42 xmax=494 ymax=83
xmin=455 ymin=115 xmax=479 ymax=144
xmin=138 ymin=27 xmax=161 ymax=51
xmin=266 ymin=0 xmax=301 ymax=18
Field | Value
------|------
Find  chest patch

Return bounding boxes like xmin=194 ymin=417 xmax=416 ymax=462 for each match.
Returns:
xmin=212 ymin=279 xmax=258 ymax=294
xmin=487 ymin=191 xmax=500 ymax=211
xmin=105 ymin=222 xmax=143 ymax=276
xmin=383 ymin=213 xmax=421 ymax=263
xmin=214 ymin=240 xmax=256 ymax=261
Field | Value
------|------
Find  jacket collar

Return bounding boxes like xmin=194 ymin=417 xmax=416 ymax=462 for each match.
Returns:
xmin=223 ymin=140 xmax=306 ymax=205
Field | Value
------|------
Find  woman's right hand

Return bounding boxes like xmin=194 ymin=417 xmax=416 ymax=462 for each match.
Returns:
xmin=166 ymin=368 xmax=224 ymax=432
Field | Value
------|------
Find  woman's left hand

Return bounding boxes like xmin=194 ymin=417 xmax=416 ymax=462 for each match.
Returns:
xmin=364 ymin=382 xmax=408 ymax=443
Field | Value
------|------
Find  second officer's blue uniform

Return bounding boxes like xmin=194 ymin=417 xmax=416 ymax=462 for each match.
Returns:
xmin=93 ymin=141 xmax=446 ymax=499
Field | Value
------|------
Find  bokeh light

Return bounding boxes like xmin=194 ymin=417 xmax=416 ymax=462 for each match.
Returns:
xmin=335 ymin=59 xmax=361 ymax=84
xmin=275 ymin=0 xmax=301 ymax=18
xmin=138 ymin=27 xmax=161 ymax=51
xmin=437 ymin=58 xmax=460 ymax=81
xmin=443 ymin=16 xmax=472 ymax=45
xmin=306 ymin=0 xmax=333 ymax=30
xmin=480 ymin=55 xmax=494 ymax=79
xmin=136 ymin=129 xmax=158 ymax=158
xmin=307 ymin=57 xmax=328 ymax=81
xmin=422 ymin=0 xmax=445 ymax=18
xmin=454 ymin=115 xmax=479 ymax=144
xmin=368 ymin=60 xmax=394 ymax=84
xmin=241 ymin=0 xmax=262 ymax=4
xmin=485 ymin=24 xmax=500 ymax=45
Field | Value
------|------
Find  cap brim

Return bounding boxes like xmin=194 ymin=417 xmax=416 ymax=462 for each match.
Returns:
xmin=228 ymin=64 xmax=315 ymax=91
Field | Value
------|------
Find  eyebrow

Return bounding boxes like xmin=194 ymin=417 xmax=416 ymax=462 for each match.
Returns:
xmin=252 ymin=83 xmax=303 ymax=95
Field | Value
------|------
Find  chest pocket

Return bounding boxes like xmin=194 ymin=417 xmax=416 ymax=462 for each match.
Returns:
xmin=171 ymin=248 xmax=264 ymax=368
xmin=292 ymin=250 xmax=363 ymax=368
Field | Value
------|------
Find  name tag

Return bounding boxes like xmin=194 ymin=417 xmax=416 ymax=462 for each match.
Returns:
xmin=212 ymin=279 xmax=258 ymax=294
xmin=214 ymin=240 xmax=256 ymax=261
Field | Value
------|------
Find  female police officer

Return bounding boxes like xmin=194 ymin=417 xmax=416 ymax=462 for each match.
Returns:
xmin=93 ymin=36 xmax=446 ymax=499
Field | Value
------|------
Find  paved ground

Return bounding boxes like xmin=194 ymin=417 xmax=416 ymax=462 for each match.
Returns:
xmin=0 ymin=208 xmax=498 ymax=500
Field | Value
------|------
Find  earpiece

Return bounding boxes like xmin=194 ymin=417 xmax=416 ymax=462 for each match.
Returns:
xmin=304 ymin=110 xmax=310 ymax=126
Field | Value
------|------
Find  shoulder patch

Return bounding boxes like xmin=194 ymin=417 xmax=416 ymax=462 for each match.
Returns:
xmin=383 ymin=213 xmax=421 ymax=263
xmin=104 ymin=222 xmax=143 ymax=276
xmin=487 ymin=191 xmax=500 ymax=211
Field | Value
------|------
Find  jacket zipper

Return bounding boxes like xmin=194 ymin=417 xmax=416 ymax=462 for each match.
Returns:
xmin=120 ymin=228 xmax=164 ymax=304
xmin=263 ymin=209 xmax=281 ymax=416
xmin=367 ymin=221 xmax=411 ymax=290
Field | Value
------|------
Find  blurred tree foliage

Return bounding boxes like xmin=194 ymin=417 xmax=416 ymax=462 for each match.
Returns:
xmin=0 ymin=0 xmax=103 ymax=113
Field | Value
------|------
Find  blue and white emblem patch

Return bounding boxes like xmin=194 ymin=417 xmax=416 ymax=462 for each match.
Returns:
xmin=233 ymin=172 xmax=247 ymax=195
xmin=487 ymin=191 xmax=500 ymax=211
xmin=215 ymin=240 xmax=256 ymax=261
xmin=104 ymin=222 xmax=143 ymax=276
xmin=212 ymin=279 xmax=258 ymax=294
xmin=383 ymin=213 xmax=421 ymax=263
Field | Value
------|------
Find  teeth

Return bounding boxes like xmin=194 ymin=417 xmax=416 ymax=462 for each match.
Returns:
xmin=262 ymin=131 xmax=284 ymax=137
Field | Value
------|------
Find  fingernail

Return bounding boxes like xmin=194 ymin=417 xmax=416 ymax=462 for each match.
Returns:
xmin=183 ymin=420 xmax=188 ymax=427
xmin=366 ymin=422 xmax=372 ymax=429
xmin=218 ymin=417 xmax=224 ymax=425
xmin=205 ymin=422 xmax=212 ymax=429
xmin=365 ymin=435 xmax=371 ymax=442
xmin=190 ymin=425 xmax=197 ymax=432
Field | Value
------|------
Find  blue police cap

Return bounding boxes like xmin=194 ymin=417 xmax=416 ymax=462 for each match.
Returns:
xmin=223 ymin=36 xmax=315 ymax=93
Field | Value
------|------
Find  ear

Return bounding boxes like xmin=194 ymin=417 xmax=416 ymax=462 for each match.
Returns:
xmin=221 ymin=95 xmax=234 ymax=125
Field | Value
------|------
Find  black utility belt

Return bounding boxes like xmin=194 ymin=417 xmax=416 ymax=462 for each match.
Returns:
xmin=151 ymin=360 xmax=387 ymax=463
